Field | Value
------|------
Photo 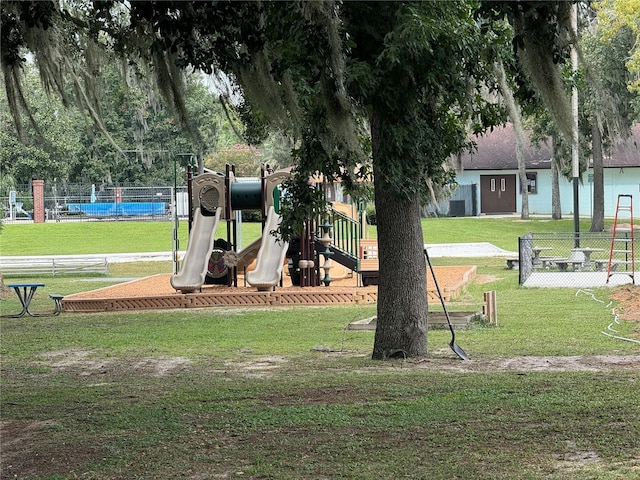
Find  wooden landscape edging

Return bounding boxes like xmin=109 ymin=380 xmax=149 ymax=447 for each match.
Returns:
xmin=60 ymin=266 xmax=475 ymax=314
xmin=62 ymin=289 xmax=378 ymax=313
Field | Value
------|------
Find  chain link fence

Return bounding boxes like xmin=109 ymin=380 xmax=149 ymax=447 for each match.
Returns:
xmin=1 ymin=182 xmax=189 ymax=223
xmin=519 ymin=232 xmax=638 ymax=287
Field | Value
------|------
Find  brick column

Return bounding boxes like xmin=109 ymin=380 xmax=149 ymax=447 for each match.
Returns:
xmin=32 ymin=179 xmax=45 ymax=223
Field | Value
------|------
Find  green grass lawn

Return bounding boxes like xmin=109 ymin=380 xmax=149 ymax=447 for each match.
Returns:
xmin=420 ymin=216 xmax=605 ymax=251
xmin=0 ymin=220 xmax=265 ymax=255
xmin=1 ymin=217 xmax=639 ymax=479
xmin=2 ymin=299 xmax=639 ymax=479
xmin=0 ymin=216 xmax=605 ymax=256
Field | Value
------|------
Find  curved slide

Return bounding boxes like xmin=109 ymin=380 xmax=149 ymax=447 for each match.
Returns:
xmin=171 ymin=207 xmax=222 ymax=293
xmin=246 ymin=206 xmax=289 ymax=291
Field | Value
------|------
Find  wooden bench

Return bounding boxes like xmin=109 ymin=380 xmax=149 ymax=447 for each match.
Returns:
xmin=505 ymin=257 xmax=519 ymax=269
xmin=0 ymin=257 xmax=109 ymax=277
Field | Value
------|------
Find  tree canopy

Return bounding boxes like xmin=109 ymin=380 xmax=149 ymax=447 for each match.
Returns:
xmin=594 ymin=0 xmax=640 ymax=97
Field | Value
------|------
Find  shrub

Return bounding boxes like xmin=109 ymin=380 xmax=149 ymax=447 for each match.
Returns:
xmin=366 ymin=205 xmax=376 ymax=225
xmin=242 ymin=210 xmax=262 ymax=222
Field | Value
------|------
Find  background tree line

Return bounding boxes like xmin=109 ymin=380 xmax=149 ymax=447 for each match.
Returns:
xmin=0 ymin=62 xmax=294 ymax=190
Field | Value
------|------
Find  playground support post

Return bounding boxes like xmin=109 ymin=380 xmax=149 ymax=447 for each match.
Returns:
xmin=187 ymin=160 xmax=194 ymax=233
xmin=174 ymin=153 xmax=195 ymax=273
xmin=225 ymin=164 xmax=239 ymax=286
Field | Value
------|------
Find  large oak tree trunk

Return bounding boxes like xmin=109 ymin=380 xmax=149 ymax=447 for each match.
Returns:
xmin=590 ymin=122 xmax=605 ymax=232
xmin=551 ymin=135 xmax=562 ymax=220
xmin=370 ymin=110 xmax=428 ymax=360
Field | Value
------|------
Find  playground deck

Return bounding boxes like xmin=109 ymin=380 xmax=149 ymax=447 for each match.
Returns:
xmin=61 ymin=266 xmax=476 ymax=313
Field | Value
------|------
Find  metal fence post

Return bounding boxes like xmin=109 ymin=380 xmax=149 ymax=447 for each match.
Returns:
xmin=519 ymin=233 xmax=533 ymax=285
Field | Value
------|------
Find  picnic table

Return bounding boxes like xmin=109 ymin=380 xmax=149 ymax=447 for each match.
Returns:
xmin=554 ymin=259 xmax=584 ymax=272
xmin=539 ymin=256 xmax=568 ymax=269
xmin=532 ymin=247 xmax=552 ymax=265
xmin=570 ymin=247 xmax=605 ymax=270
xmin=1 ymin=283 xmax=62 ymax=318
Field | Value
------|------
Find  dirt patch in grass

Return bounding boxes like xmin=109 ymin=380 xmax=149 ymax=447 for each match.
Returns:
xmin=611 ymin=284 xmax=640 ymax=321
xmin=1 ymin=420 xmax=103 ymax=480
xmin=228 ymin=355 xmax=288 ymax=378
xmin=35 ymin=349 xmax=192 ymax=377
xmin=475 ymin=274 xmax=501 ymax=284
xmin=411 ymin=354 xmax=640 ymax=373
xmin=31 ymin=348 xmax=640 ymax=378
xmin=556 ymin=440 xmax=601 ymax=471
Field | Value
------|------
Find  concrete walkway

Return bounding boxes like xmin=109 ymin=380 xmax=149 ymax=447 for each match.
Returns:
xmin=424 ymin=242 xmax=517 ymax=258
xmin=3 ymin=242 xmax=517 ymax=264
xmin=0 ymin=252 xmax=177 ymax=264
xmin=523 ymin=271 xmax=638 ymax=288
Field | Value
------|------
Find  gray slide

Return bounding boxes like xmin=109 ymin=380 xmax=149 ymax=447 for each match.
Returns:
xmin=246 ymin=206 xmax=289 ymax=291
xmin=171 ymin=207 xmax=222 ymax=292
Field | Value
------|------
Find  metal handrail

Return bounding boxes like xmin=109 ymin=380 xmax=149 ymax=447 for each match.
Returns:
xmin=317 ymin=208 xmax=361 ymax=267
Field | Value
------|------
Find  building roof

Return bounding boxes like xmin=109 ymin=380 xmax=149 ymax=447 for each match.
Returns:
xmin=459 ymin=123 xmax=640 ymax=171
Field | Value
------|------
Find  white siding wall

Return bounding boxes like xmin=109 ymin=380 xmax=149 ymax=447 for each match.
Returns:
xmin=455 ymin=167 xmax=640 ymax=217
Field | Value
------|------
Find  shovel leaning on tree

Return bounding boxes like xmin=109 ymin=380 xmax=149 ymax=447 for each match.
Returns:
xmin=424 ymin=248 xmax=469 ymax=361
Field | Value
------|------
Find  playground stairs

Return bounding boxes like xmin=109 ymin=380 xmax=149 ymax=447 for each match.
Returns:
xmin=320 ymin=207 xmax=361 ymax=263
xmin=321 ymin=216 xmax=478 ymax=294
xmin=320 ymin=207 xmax=380 ymax=285
xmin=315 ymin=240 xmax=358 ymax=271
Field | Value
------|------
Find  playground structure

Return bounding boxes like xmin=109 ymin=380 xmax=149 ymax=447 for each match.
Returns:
xmin=170 ymin=164 xmax=377 ymax=294
xmin=171 ymin=166 xmax=360 ymax=293
xmin=5 ymin=171 xmax=485 ymax=319
xmin=171 ymin=166 xmax=290 ymax=292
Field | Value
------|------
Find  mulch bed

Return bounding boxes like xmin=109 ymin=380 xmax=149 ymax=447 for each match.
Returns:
xmin=60 ymin=266 xmax=477 ymax=312
xmin=66 ymin=266 xmax=475 ymax=300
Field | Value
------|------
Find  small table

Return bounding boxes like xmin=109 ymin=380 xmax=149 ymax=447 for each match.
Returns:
xmin=2 ymin=283 xmax=46 ymax=318
xmin=571 ymin=248 xmax=605 ymax=270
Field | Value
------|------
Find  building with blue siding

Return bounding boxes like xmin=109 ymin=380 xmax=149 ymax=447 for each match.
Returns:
xmin=454 ymin=124 xmax=639 ymax=218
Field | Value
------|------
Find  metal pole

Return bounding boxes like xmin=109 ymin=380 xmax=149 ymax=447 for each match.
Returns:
xmin=172 ymin=157 xmax=179 ymax=274
xmin=571 ymin=3 xmax=580 ymax=248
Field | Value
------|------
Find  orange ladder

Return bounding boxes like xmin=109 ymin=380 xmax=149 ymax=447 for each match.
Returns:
xmin=607 ymin=194 xmax=635 ymax=284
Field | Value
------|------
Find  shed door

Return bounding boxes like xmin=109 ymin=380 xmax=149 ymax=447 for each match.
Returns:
xmin=480 ymin=175 xmax=516 ymax=214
